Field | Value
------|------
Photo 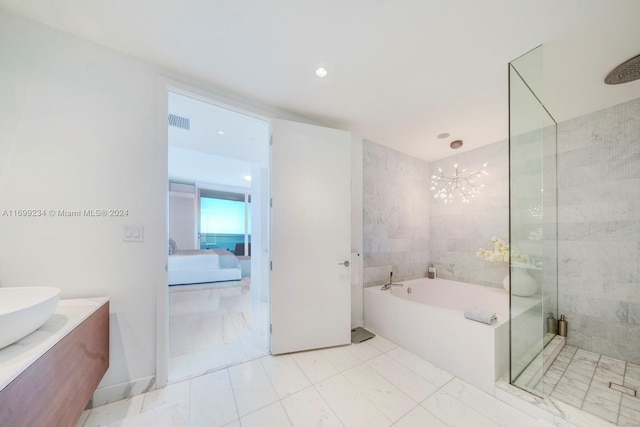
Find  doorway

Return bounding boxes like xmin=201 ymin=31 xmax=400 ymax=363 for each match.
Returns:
xmin=166 ymin=90 xmax=271 ymax=383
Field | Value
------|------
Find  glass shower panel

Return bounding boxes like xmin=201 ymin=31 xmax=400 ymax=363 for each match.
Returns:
xmin=509 ymin=46 xmax=558 ymax=397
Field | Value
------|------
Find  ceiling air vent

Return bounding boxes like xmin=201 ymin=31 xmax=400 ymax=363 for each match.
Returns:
xmin=168 ymin=113 xmax=190 ymax=130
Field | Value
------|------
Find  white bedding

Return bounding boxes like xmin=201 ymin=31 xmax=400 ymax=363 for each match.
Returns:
xmin=168 ymin=250 xmax=241 ymax=285
xmin=167 ymin=252 xmax=220 ymax=272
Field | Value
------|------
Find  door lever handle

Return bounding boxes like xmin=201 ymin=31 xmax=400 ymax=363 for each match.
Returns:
xmin=338 ymin=260 xmax=350 ymax=267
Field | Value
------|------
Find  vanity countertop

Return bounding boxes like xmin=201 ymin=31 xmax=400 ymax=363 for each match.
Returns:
xmin=0 ymin=297 xmax=109 ymax=391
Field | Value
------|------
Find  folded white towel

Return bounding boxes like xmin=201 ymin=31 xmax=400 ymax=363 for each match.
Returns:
xmin=464 ymin=306 xmax=497 ymax=325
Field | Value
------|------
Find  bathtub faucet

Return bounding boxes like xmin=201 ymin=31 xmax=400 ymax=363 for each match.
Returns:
xmin=381 ymin=272 xmax=403 ymax=290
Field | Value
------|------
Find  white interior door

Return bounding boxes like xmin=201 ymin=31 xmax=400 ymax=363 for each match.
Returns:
xmin=270 ymin=119 xmax=351 ymax=354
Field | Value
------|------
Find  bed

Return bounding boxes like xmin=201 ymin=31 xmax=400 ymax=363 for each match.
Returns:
xmin=168 ymin=249 xmax=242 ymax=286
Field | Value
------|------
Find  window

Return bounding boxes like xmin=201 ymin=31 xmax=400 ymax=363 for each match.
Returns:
xmin=198 ymin=189 xmax=251 ymax=255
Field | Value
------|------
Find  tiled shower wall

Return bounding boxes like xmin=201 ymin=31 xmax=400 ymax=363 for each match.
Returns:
xmin=362 ymin=141 xmax=431 ymax=287
xmin=557 ymin=97 xmax=640 ymax=364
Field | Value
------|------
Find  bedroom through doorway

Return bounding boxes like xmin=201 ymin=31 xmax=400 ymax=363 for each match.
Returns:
xmin=166 ymin=90 xmax=271 ymax=383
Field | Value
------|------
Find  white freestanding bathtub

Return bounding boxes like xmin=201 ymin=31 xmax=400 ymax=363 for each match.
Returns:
xmin=364 ymin=277 xmax=509 ymax=393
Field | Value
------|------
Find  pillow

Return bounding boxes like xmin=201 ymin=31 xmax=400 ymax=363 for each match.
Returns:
xmin=168 ymin=238 xmax=177 ymax=255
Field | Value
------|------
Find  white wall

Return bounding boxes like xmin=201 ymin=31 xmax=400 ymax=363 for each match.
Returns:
xmin=0 ymin=8 xmax=364 ymax=402
xmin=0 ymin=10 xmax=165 ymax=396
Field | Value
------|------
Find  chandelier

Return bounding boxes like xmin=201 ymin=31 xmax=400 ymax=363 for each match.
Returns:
xmin=430 ymin=140 xmax=488 ymax=204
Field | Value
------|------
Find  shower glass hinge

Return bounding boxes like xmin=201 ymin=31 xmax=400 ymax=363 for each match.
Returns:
xmin=270 ymin=324 xmax=272 ymax=334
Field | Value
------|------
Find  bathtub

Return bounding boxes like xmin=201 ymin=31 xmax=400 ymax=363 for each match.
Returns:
xmin=364 ymin=277 xmax=509 ymax=394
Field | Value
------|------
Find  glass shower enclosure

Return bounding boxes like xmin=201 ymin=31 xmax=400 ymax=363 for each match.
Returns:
xmin=508 ymin=45 xmax=559 ymax=396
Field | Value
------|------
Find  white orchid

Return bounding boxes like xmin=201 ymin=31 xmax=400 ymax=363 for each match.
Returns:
xmin=477 ymin=236 xmax=525 ymax=263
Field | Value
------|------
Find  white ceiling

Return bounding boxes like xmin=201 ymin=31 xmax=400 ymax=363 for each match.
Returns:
xmin=168 ymin=91 xmax=270 ymax=187
xmin=2 ymin=0 xmax=640 ymax=161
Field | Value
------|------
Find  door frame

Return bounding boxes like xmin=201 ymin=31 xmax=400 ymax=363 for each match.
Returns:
xmin=156 ymin=77 xmax=277 ymax=388
xmin=156 ymin=78 xmax=364 ymax=387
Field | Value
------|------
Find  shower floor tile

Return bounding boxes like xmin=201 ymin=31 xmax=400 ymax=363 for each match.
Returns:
xmin=544 ymin=345 xmax=640 ymax=426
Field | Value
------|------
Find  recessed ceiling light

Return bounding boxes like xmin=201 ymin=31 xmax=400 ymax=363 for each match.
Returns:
xmin=437 ymin=132 xmax=450 ymax=139
xmin=315 ymin=67 xmax=328 ymax=78
xmin=243 ymin=175 xmax=252 ymax=182
xmin=217 ymin=130 xmax=226 ymax=135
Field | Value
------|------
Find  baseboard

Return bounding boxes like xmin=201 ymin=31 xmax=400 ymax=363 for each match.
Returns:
xmin=90 ymin=375 xmax=156 ymax=408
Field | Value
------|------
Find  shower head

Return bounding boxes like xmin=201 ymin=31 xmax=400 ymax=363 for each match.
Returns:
xmin=605 ymin=54 xmax=640 ymax=85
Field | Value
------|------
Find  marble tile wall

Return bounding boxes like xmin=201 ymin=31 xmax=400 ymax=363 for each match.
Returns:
xmin=362 ymin=141 xmax=431 ymax=287
xmin=557 ymin=97 xmax=640 ymax=364
xmin=429 ymin=141 xmax=509 ymax=287
xmin=362 ymin=98 xmax=640 ymax=366
xmin=363 ymin=139 xmax=510 ymax=289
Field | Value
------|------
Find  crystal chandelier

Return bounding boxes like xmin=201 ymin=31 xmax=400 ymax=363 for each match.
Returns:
xmin=430 ymin=140 xmax=488 ymax=204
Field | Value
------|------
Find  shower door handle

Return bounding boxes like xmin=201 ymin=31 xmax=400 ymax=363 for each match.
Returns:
xmin=338 ymin=260 xmax=350 ymax=267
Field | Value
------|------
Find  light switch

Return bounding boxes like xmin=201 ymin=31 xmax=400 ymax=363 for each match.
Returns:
xmin=123 ymin=225 xmax=144 ymax=242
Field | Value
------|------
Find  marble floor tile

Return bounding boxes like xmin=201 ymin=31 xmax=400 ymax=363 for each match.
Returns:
xmin=105 ymin=402 xmax=188 ymax=427
xmin=83 ymin=395 xmax=145 ymax=427
xmin=366 ymin=353 xmax=439 ymax=402
xmin=623 ymin=365 xmax=640 ymax=390
xmin=169 ymin=289 xmax=221 ymax=315
xmin=168 ymin=280 xmax=269 ymax=383
xmin=239 ymin=333 xmax=269 ymax=360
xmin=239 ymin=402 xmax=292 ymax=427
xmin=140 ymin=380 xmax=190 ymax=413
xmin=318 ymin=345 xmax=363 ymax=372
xmin=228 ymin=359 xmax=279 ymax=417
xmin=620 ymin=394 xmax=640 ymax=422
xmin=574 ymin=349 xmax=601 ymax=364
xmin=172 ymin=312 xmax=236 ymax=356
xmin=544 ymin=369 xmax=563 ymax=387
xmin=556 ymin=353 xmax=575 ymax=364
xmin=386 ymin=347 xmax=454 ymax=388
xmin=590 ymin=386 xmax=623 ymax=407
xmin=560 ymin=345 xmax=578 ymax=355
xmin=394 ymin=405 xmax=448 ymax=427
xmin=346 ymin=340 xmax=381 ymax=361
xmin=554 ymin=376 xmax=590 ymax=395
xmin=592 ymin=372 xmax=624 ymax=391
xmin=365 ymin=334 xmax=398 ymax=353
xmin=189 ymin=370 xmax=238 ymax=427
xmin=281 ymin=386 xmax=343 ymax=427
xmin=442 ymin=378 xmax=538 ymax=426
xmin=599 ymin=356 xmax=627 ymax=376
xmin=550 ymin=388 xmax=585 ymax=408
xmin=82 ymin=335 xmax=639 ymax=427
xmin=582 ymin=396 xmax=619 ymax=424
xmin=168 ymin=340 xmax=246 ymax=382
xmin=422 ymin=390 xmax=500 ymax=427
xmin=316 ymin=374 xmax=392 ymax=427
xmin=342 ymin=363 xmax=416 ymax=422
xmin=619 ymin=415 xmax=640 ymax=427
xmin=260 ymin=354 xmax=312 ymax=399
xmin=225 ymin=312 xmax=252 ymax=339
xmin=291 ymin=349 xmax=340 ymax=384
xmin=562 ymin=366 xmax=595 ymax=384
xmin=543 ymin=344 xmax=640 ymax=425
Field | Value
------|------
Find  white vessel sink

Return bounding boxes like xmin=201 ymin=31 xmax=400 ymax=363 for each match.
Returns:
xmin=0 ymin=287 xmax=60 ymax=349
